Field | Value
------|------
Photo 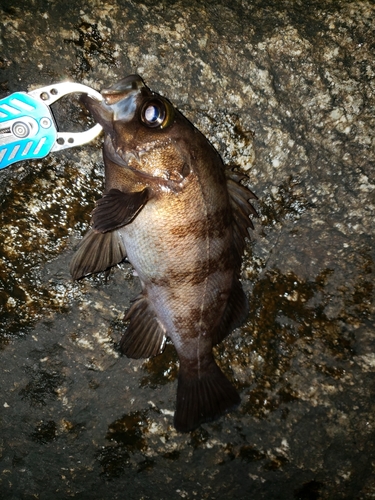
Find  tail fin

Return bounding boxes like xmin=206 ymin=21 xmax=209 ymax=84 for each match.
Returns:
xmin=174 ymin=357 xmax=240 ymax=432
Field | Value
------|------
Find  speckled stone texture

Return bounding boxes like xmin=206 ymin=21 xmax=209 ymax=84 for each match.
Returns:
xmin=0 ymin=1 xmax=374 ymax=499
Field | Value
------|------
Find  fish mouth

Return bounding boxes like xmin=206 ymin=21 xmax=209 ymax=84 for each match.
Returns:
xmin=105 ymin=138 xmax=140 ymax=170
xmin=101 ymin=74 xmax=145 ymax=105
xmin=105 ymin=136 xmax=184 ymax=188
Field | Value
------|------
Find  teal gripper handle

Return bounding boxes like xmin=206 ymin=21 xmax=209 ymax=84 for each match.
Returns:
xmin=0 ymin=92 xmax=57 ymax=169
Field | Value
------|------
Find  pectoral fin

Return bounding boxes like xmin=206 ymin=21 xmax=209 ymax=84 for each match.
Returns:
xmin=120 ymin=295 xmax=167 ymax=359
xmin=92 ymin=188 xmax=149 ymax=233
xmin=70 ymin=228 xmax=126 ymax=280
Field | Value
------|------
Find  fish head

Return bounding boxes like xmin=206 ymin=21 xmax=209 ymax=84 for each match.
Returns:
xmin=84 ymin=75 xmax=195 ymax=186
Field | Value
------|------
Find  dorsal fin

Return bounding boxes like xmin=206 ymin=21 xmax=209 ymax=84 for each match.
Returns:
xmin=226 ymin=170 xmax=258 ymax=263
xmin=212 ymin=277 xmax=249 ymax=345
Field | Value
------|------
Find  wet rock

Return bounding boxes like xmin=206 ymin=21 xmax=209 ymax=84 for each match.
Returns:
xmin=1 ymin=0 xmax=375 ymax=498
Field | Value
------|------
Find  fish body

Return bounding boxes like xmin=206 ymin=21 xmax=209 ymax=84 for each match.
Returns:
xmin=71 ymin=75 xmax=257 ymax=431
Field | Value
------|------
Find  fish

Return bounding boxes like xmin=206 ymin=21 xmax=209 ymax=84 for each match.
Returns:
xmin=70 ymin=75 xmax=258 ymax=432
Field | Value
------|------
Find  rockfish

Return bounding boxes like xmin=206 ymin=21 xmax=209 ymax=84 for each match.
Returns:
xmin=70 ymin=75 xmax=257 ymax=432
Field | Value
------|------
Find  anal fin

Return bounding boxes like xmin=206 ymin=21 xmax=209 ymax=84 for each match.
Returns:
xmin=120 ymin=295 xmax=167 ymax=359
xmin=70 ymin=228 xmax=127 ymax=280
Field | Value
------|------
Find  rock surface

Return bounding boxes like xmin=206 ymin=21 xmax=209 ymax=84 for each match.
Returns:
xmin=0 ymin=0 xmax=374 ymax=498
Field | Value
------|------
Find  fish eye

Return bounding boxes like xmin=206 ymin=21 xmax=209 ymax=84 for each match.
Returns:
xmin=141 ymin=98 xmax=174 ymax=129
